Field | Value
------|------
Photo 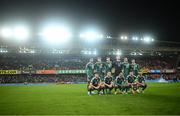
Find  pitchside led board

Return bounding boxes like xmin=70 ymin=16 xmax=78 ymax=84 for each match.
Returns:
xmin=36 ymin=70 xmax=86 ymax=74
xmin=0 ymin=70 xmax=86 ymax=75
xmin=0 ymin=70 xmax=18 ymax=74
xmin=0 ymin=69 xmax=175 ymax=75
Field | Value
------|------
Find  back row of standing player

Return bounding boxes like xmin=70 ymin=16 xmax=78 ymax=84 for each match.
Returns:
xmin=86 ymin=56 xmax=139 ymax=82
xmin=85 ymin=56 xmax=147 ymax=94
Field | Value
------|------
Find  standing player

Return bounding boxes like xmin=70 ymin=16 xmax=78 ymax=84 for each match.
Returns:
xmin=104 ymin=72 xmax=113 ymax=94
xmin=88 ymin=72 xmax=102 ymax=95
xmin=126 ymin=71 xmax=137 ymax=94
xmin=137 ymin=73 xmax=147 ymax=93
xmin=122 ymin=57 xmax=130 ymax=79
xmin=130 ymin=59 xmax=139 ymax=77
xmin=105 ymin=57 xmax=113 ymax=73
xmin=85 ymin=58 xmax=94 ymax=93
xmin=94 ymin=57 xmax=106 ymax=82
xmin=114 ymin=72 xmax=126 ymax=94
xmin=112 ymin=56 xmax=123 ymax=80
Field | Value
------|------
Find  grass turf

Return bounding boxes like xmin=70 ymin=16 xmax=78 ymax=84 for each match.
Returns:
xmin=0 ymin=82 xmax=180 ymax=115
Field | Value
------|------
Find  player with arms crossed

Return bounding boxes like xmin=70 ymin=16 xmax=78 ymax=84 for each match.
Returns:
xmin=130 ymin=59 xmax=139 ymax=77
xmin=122 ymin=57 xmax=130 ymax=79
xmin=112 ymin=56 xmax=123 ymax=80
xmin=104 ymin=72 xmax=113 ymax=94
xmin=85 ymin=58 xmax=95 ymax=94
xmin=94 ymin=57 xmax=106 ymax=83
xmin=105 ymin=57 xmax=113 ymax=73
xmin=88 ymin=72 xmax=103 ymax=95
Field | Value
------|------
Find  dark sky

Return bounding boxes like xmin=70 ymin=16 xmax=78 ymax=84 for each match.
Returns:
xmin=0 ymin=0 xmax=179 ymax=42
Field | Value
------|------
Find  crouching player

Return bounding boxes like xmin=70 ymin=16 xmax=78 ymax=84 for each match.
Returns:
xmin=136 ymin=73 xmax=147 ymax=93
xmin=114 ymin=72 xmax=126 ymax=94
xmin=126 ymin=71 xmax=137 ymax=94
xmin=104 ymin=72 xmax=113 ymax=94
xmin=88 ymin=72 xmax=103 ymax=95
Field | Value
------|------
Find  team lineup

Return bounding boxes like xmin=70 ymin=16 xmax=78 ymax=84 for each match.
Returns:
xmin=85 ymin=56 xmax=147 ymax=95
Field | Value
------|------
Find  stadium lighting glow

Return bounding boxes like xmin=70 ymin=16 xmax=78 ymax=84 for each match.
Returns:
xmin=93 ymin=51 xmax=97 ymax=55
xmin=13 ymin=26 xmax=29 ymax=40
xmin=40 ymin=26 xmax=72 ymax=44
xmin=143 ymin=36 xmax=154 ymax=43
xmin=0 ymin=49 xmax=8 ymax=53
xmin=1 ymin=26 xmax=30 ymax=41
xmin=80 ymin=31 xmax=103 ymax=41
xmin=120 ymin=35 xmax=128 ymax=40
xmin=84 ymin=51 xmax=88 ymax=54
xmin=144 ymin=37 xmax=150 ymax=42
xmin=1 ymin=28 xmax=13 ymax=38
xmin=132 ymin=36 xmax=138 ymax=41
xmin=82 ymin=49 xmax=97 ymax=55
xmin=88 ymin=51 xmax=91 ymax=55
xmin=107 ymin=36 xmax=112 ymax=39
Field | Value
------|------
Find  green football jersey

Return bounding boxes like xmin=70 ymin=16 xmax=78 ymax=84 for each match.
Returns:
xmin=91 ymin=77 xmax=101 ymax=86
xmin=127 ymin=75 xmax=137 ymax=83
xmin=85 ymin=62 xmax=94 ymax=80
xmin=115 ymin=76 xmax=125 ymax=86
xmin=94 ymin=62 xmax=106 ymax=74
xmin=94 ymin=62 xmax=106 ymax=81
xmin=130 ymin=63 xmax=139 ymax=76
xmin=122 ymin=62 xmax=130 ymax=78
xmin=105 ymin=61 xmax=113 ymax=73
xmin=137 ymin=75 xmax=145 ymax=84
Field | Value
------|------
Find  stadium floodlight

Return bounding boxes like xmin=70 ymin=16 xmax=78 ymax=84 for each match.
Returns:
xmin=40 ymin=26 xmax=72 ymax=44
xmin=1 ymin=28 xmax=13 ymax=38
xmin=88 ymin=51 xmax=91 ymax=55
xmin=124 ymin=36 xmax=127 ymax=39
xmin=107 ymin=36 xmax=112 ymax=39
xmin=143 ymin=36 xmax=151 ymax=43
xmin=84 ymin=51 xmax=88 ymax=54
xmin=132 ymin=36 xmax=138 ymax=41
xmin=93 ymin=50 xmax=97 ymax=55
xmin=0 ymin=49 xmax=8 ymax=53
xmin=120 ymin=35 xmax=128 ymax=40
xmin=80 ymin=31 xmax=103 ymax=41
xmin=13 ymin=26 xmax=30 ymax=40
xmin=151 ymin=38 xmax=154 ymax=42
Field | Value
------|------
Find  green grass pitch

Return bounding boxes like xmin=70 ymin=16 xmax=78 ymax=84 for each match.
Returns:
xmin=0 ymin=83 xmax=180 ymax=115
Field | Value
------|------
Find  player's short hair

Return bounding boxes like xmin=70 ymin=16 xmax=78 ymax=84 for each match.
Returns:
xmin=94 ymin=72 xmax=100 ymax=75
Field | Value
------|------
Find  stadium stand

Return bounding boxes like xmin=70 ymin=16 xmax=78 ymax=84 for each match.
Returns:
xmin=0 ymin=51 xmax=179 ymax=83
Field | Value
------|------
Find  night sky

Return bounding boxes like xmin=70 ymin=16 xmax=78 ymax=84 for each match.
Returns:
xmin=0 ymin=0 xmax=179 ymax=42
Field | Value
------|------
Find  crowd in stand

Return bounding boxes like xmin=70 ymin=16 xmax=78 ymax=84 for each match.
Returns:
xmin=0 ymin=54 xmax=88 ymax=70
xmin=0 ymin=74 xmax=86 ymax=83
xmin=144 ymin=74 xmax=178 ymax=80
xmin=0 ymin=54 xmax=179 ymax=83
xmin=0 ymin=54 xmax=176 ymax=70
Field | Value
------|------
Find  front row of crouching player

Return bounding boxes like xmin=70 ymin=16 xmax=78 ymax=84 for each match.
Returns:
xmin=88 ymin=71 xmax=147 ymax=95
